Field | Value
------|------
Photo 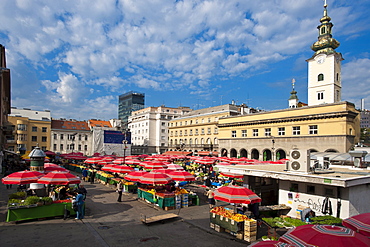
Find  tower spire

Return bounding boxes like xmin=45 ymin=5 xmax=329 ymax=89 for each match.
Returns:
xmin=311 ymin=2 xmax=340 ymax=55
xmin=288 ymin=78 xmax=298 ymax=108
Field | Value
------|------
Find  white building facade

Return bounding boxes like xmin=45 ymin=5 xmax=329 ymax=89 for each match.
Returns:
xmin=128 ymin=106 xmax=191 ymax=154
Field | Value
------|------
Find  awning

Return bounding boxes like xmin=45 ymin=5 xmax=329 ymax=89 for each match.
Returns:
xmin=161 ymin=151 xmax=192 ymax=156
xmin=4 ymin=150 xmax=19 ymax=156
xmin=197 ymin=151 xmax=219 ymax=156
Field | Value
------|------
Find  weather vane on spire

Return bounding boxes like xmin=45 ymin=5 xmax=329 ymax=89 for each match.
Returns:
xmin=292 ymin=78 xmax=296 ymax=90
xmin=323 ymin=0 xmax=327 ymax=8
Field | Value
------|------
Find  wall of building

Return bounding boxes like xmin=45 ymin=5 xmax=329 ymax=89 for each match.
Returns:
xmin=278 ymin=180 xmax=343 ymax=218
xmin=348 ymin=184 xmax=370 ymax=218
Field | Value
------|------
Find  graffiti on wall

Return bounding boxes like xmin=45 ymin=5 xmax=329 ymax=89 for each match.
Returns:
xmin=293 ymin=195 xmax=322 ymax=212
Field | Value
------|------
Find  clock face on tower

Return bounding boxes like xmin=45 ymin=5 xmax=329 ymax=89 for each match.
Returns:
xmin=316 ymin=55 xmax=325 ymax=64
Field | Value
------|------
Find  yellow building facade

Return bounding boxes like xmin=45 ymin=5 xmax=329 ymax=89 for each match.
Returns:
xmin=168 ymin=104 xmax=241 ymax=155
xmin=218 ymin=101 xmax=360 ymax=160
xmin=7 ymin=108 xmax=51 ymax=154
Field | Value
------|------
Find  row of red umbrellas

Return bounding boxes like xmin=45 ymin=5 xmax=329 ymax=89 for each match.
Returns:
xmin=2 ymin=170 xmax=80 ymax=185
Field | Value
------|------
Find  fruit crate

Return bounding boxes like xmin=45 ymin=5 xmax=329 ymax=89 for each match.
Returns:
xmin=210 ymin=213 xmax=244 ymax=233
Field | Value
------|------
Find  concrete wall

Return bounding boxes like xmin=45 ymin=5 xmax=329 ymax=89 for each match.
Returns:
xmin=278 ymin=180 xmax=344 ymax=219
xmin=348 ymin=184 xmax=370 ymax=218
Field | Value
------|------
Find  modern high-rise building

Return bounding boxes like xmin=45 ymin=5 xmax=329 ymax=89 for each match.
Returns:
xmin=118 ymin=91 xmax=145 ymax=130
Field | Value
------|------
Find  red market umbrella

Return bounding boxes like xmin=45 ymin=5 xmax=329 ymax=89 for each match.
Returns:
xmin=110 ymin=165 xmax=134 ymax=174
xmin=112 ymin=158 xmax=125 ymax=164
xmin=101 ymin=164 xmax=116 ymax=172
xmin=44 ymin=163 xmax=62 ymax=168
xmin=124 ymin=159 xmax=141 ymax=165
xmin=213 ymin=185 xmax=261 ymax=204
xmin=249 ymin=241 xmax=296 ymax=247
xmin=84 ymin=157 xmax=102 ymax=164
xmin=168 ymin=171 xmax=195 ymax=181
xmin=38 ymin=171 xmax=81 ymax=185
xmin=279 ymin=224 xmax=370 ymax=247
xmin=2 ymin=170 xmax=44 ymax=184
xmin=342 ymin=213 xmax=370 ymax=237
xmin=220 ymin=172 xmax=244 ymax=179
xmin=124 ymin=171 xmax=148 ymax=182
xmin=167 ymin=164 xmax=184 ymax=170
xmin=139 ymin=171 xmax=172 ymax=185
xmin=217 ymin=162 xmax=232 ymax=166
xmin=195 ymin=159 xmax=214 ymax=165
xmin=140 ymin=161 xmax=168 ymax=170
xmin=154 ymin=168 xmax=173 ymax=174
xmin=97 ymin=160 xmax=112 ymax=166
xmin=44 ymin=166 xmax=69 ymax=173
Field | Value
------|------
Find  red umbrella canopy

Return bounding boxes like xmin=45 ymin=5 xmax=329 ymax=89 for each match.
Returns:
xmin=249 ymin=241 xmax=296 ymax=247
xmin=124 ymin=171 xmax=148 ymax=182
xmin=139 ymin=171 xmax=172 ymax=185
xmin=109 ymin=165 xmax=134 ymax=174
xmin=166 ymin=164 xmax=184 ymax=170
xmin=217 ymin=162 xmax=232 ymax=166
xmin=342 ymin=213 xmax=370 ymax=237
xmin=140 ymin=161 xmax=168 ymax=169
xmin=97 ymin=160 xmax=112 ymax=166
xmin=154 ymin=168 xmax=173 ymax=174
xmin=280 ymin=224 xmax=370 ymax=247
xmin=168 ymin=171 xmax=195 ymax=181
xmin=2 ymin=170 xmax=44 ymax=184
xmin=213 ymin=185 xmax=261 ymax=204
xmin=44 ymin=163 xmax=61 ymax=168
xmin=44 ymin=166 xmax=69 ymax=173
xmin=38 ymin=171 xmax=81 ymax=185
xmin=84 ymin=157 xmax=102 ymax=164
xmin=101 ymin=164 xmax=116 ymax=172
xmin=195 ymin=159 xmax=215 ymax=165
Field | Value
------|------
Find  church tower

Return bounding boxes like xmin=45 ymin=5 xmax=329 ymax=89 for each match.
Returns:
xmin=307 ymin=2 xmax=343 ymax=106
xmin=288 ymin=79 xmax=299 ymax=108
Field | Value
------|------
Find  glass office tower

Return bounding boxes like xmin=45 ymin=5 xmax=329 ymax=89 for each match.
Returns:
xmin=118 ymin=91 xmax=145 ymax=130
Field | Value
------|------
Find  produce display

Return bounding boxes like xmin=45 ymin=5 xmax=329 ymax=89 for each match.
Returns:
xmin=96 ymin=170 xmax=114 ymax=178
xmin=210 ymin=206 xmax=250 ymax=222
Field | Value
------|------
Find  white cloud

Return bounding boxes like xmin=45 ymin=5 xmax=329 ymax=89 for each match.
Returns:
xmin=342 ymin=58 xmax=370 ymax=109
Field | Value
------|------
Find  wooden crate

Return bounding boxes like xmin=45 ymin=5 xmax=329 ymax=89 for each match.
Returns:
xmin=244 ymin=230 xmax=257 ymax=237
xmin=210 ymin=223 xmax=215 ymax=229
xmin=164 ymin=206 xmax=175 ymax=211
xmin=245 ymin=220 xmax=257 ymax=226
xmin=245 ymin=225 xmax=257 ymax=232
xmin=244 ymin=236 xmax=257 ymax=242
xmin=215 ymin=224 xmax=225 ymax=233
xmin=236 ymin=232 xmax=244 ymax=240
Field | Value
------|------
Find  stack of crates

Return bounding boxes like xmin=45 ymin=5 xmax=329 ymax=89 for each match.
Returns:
xmin=181 ymin=194 xmax=189 ymax=207
xmin=244 ymin=219 xmax=257 ymax=242
xmin=175 ymin=195 xmax=182 ymax=209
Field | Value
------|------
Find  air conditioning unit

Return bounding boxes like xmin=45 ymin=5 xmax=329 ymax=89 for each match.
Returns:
xmin=289 ymin=150 xmax=311 ymax=173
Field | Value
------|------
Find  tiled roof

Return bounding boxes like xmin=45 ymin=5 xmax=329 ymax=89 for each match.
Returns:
xmin=89 ymin=120 xmax=112 ymax=128
xmin=51 ymin=120 xmax=90 ymax=130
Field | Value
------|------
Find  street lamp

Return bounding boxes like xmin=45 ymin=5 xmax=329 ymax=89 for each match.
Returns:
xmin=123 ymin=140 xmax=128 ymax=165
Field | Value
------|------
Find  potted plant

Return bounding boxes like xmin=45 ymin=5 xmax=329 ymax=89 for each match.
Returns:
xmin=24 ymin=196 xmax=42 ymax=206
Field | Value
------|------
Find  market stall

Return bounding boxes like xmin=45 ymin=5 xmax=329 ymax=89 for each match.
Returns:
xmin=209 ymin=185 xmax=261 ymax=242
xmin=7 ymin=200 xmax=75 ymax=222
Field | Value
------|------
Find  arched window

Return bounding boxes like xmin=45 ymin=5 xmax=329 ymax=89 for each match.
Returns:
xmin=321 ymin=26 xmax=326 ymax=35
xmin=336 ymin=73 xmax=339 ymax=81
xmin=318 ymin=74 xmax=324 ymax=81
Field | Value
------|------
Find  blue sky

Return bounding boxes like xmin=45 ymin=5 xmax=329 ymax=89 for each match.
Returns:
xmin=1 ymin=0 xmax=370 ymax=121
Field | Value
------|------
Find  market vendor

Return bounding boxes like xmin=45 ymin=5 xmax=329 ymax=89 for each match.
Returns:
xmin=59 ymin=186 xmax=69 ymax=200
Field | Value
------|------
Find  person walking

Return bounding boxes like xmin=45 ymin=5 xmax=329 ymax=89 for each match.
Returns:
xmin=90 ymin=170 xmax=95 ymax=184
xmin=75 ymin=190 xmax=85 ymax=220
xmin=205 ymin=188 xmax=215 ymax=209
xmin=117 ymin=181 xmax=123 ymax=202
xmin=82 ymin=168 xmax=88 ymax=182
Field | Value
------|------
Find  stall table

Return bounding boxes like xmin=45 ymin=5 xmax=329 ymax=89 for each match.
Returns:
xmin=138 ymin=188 xmax=175 ymax=209
xmin=7 ymin=201 xmax=77 ymax=222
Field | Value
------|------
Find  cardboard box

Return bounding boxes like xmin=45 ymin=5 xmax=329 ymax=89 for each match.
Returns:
xmin=210 ymin=223 xmax=215 ymax=229
xmin=164 ymin=206 xmax=174 ymax=211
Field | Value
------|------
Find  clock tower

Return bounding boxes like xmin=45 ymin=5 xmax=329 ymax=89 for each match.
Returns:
xmin=307 ymin=2 xmax=343 ymax=106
